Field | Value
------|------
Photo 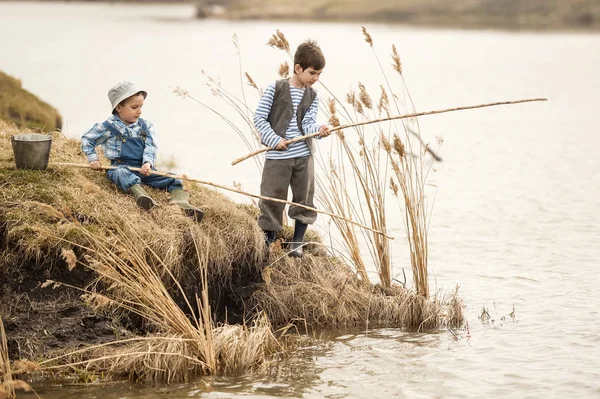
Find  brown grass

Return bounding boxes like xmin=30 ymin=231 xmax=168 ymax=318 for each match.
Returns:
xmin=253 ymin=249 xmax=462 ymax=330
xmin=0 ymin=120 xmax=265 ymax=285
xmin=21 ymin=217 xmax=278 ymax=382
xmin=0 ymin=317 xmax=37 ymax=399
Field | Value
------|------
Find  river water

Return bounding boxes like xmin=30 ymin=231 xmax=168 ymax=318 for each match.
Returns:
xmin=1 ymin=2 xmax=599 ymax=398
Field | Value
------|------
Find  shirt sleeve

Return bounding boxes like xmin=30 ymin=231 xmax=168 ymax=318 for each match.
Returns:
xmin=142 ymin=121 xmax=157 ymax=166
xmin=253 ymin=84 xmax=283 ymax=148
xmin=302 ymin=93 xmax=322 ymax=135
xmin=81 ymin=123 xmax=111 ymax=163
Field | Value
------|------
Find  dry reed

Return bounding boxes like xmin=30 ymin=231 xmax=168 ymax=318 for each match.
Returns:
xmin=253 ymin=250 xmax=463 ymax=329
xmin=0 ymin=317 xmax=37 ymax=399
xmin=29 ymin=216 xmax=278 ymax=382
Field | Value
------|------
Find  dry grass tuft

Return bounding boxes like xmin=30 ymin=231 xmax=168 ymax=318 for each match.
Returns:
xmin=212 ymin=314 xmax=278 ymax=374
xmin=60 ymin=248 xmax=77 ymax=271
xmin=11 ymin=361 xmax=39 ymax=374
xmin=20 ymin=201 xmax=64 ymax=221
xmin=253 ymin=254 xmax=462 ymax=329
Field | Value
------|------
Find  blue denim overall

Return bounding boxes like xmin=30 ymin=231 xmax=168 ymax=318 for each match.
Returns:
xmin=103 ymin=119 xmax=183 ymax=193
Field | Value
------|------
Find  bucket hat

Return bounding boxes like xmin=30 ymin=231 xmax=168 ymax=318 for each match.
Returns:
xmin=108 ymin=81 xmax=147 ymax=111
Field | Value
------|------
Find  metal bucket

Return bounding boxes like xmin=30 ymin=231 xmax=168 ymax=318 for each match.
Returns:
xmin=11 ymin=133 xmax=53 ymax=170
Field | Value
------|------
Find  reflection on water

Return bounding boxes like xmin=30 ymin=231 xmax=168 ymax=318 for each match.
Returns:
xmin=2 ymin=2 xmax=600 ymax=398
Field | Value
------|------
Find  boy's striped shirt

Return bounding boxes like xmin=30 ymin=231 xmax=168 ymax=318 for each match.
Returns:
xmin=253 ymin=83 xmax=321 ymax=160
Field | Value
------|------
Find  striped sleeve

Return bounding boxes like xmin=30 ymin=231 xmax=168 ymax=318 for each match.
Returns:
xmin=301 ymin=93 xmax=322 ymax=135
xmin=253 ymin=84 xmax=283 ymax=149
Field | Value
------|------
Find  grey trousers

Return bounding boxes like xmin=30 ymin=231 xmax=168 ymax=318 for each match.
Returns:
xmin=258 ymin=156 xmax=317 ymax=231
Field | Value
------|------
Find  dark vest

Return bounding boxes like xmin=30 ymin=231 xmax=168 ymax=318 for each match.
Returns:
xmin=266 ymin=78 xmax=317 ymax=153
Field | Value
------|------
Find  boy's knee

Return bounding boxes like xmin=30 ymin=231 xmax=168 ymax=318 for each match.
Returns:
xmin=112 ymin=167 xmax=133 ymax=179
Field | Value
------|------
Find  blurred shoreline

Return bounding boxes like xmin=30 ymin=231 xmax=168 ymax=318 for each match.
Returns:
xmin=3 ymin=0 xmax=600 ymax=31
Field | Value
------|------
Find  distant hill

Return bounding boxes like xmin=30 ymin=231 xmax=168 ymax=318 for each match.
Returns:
xmin=199 ymin=0 xmax=600 ymax=30
xmin=0 ymin=71 xmax=62 ymax=132
xmin=5 ymin=0 xmax=598 ymax=30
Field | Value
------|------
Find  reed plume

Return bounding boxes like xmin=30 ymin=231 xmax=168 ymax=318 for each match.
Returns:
xmin=267 ymin=30 xmax=291 ymax=56
xmin=278 ymin=62 xmax=290 ymax=78
xmin=391 ymin=45 xmax=402 ymax=74
xmin=362 ymin=26 xmax=373 ymax=47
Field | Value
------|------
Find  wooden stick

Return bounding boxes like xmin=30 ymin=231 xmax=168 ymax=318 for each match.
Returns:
xmin=231 ymin=97 xmax=547 ymax=166
xmin=54 ymin=162 xmax=393 ymax=239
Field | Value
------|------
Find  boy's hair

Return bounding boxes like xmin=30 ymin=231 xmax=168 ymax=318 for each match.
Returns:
xmin=112 ymin=91 xmax=145 ymax=115
xmin=293 ymin=40 xmax=325 ymax=72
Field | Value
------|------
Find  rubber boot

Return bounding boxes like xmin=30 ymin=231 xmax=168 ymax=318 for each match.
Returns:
xmin=169 ymin=189 xmax=204 ymax=223
xmin=289 ymin=221 xmax=308 ymax=258
xmin=263 ymin=230 xmax=276 ymax=250
xmin=129 ymin=184 xmax=158 ymax=211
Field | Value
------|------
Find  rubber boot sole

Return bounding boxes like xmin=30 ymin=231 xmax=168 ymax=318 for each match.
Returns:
xmin=288 ymin=244 xmax=304 ymax=258
xmin=136 ymin=196 xmax=157 ymax=211
xmin=184 ymin=208 xmax=204 ymax=223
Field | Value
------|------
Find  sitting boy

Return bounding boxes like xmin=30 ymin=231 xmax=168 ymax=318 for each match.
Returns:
xmin=81 ymin=81 xmax=203 ymax=222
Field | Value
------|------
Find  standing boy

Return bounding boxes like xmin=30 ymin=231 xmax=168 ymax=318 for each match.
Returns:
xmin=253 ymin=40 xmax=331 ymax=257
xmin=81 ymin=81 xmax=204 ymax=222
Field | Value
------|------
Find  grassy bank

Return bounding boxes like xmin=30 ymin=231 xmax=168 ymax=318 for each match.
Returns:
xmin=0 ymin=71 xmax=62 ymax=132
xmin=205 ymin=0 xmax=600 ymax=31
xmin=0 ymin=118 xmax=462 ymax=385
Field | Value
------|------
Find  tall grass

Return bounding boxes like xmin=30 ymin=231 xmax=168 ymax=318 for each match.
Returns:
xmin=187 ymin=28 xmax=441 ymax=296
xmin=0 ymin=317 xmax=36 ymax=399
xmin=314 ymin=28 xmax=435 ymax=295
xmin=358 ymin=28 xmax=434 ymax=297
xmin=254 ymin=254 xmax=462 ymax=329
xmin=316 ymin=86 xmax=392 ymax=287
xmin=32 ymin=216 xmax=278 ymax=382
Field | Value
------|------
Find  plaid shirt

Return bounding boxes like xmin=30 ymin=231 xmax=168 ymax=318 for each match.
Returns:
xmin=81 ymin=115 xmax=157 ymax=165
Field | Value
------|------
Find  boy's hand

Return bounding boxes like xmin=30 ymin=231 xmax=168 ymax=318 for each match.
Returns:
xmin=319 ymin=125 xmax=332 ymax=138
xmin=274 ymin=140 xmax=288 ymax=151
xmin=89 ymin=160 xmax=102 ymax=170
xmin=140 ymin=162 xmax=152 ymax=176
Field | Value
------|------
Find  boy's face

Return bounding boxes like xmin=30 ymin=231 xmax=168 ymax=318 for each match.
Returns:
xmin=295 ymin=65 xmax=323 ymax=88
xmin=115 ymin=94 xmax=144 ymax=124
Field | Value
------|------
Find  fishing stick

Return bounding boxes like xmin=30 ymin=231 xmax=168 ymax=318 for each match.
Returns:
xmin=55 ymin=162 xmax=393 ymax=239
xmin=231 ymin=97 xmax=547 ymax=166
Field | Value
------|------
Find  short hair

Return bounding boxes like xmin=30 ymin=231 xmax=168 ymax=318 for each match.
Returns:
xmin=293 ymin=40 xmax=325 ymax=72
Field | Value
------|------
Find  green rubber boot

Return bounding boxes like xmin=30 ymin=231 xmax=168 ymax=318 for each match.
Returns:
xmin=169 ymin=189 xmax=204 ymax=223
xmin=129 ymin=184 xmax=158 ymax=211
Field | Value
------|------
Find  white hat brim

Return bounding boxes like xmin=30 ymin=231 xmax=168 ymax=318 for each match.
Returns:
xmin=111 ymin=88 xmax=147 ymax=111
